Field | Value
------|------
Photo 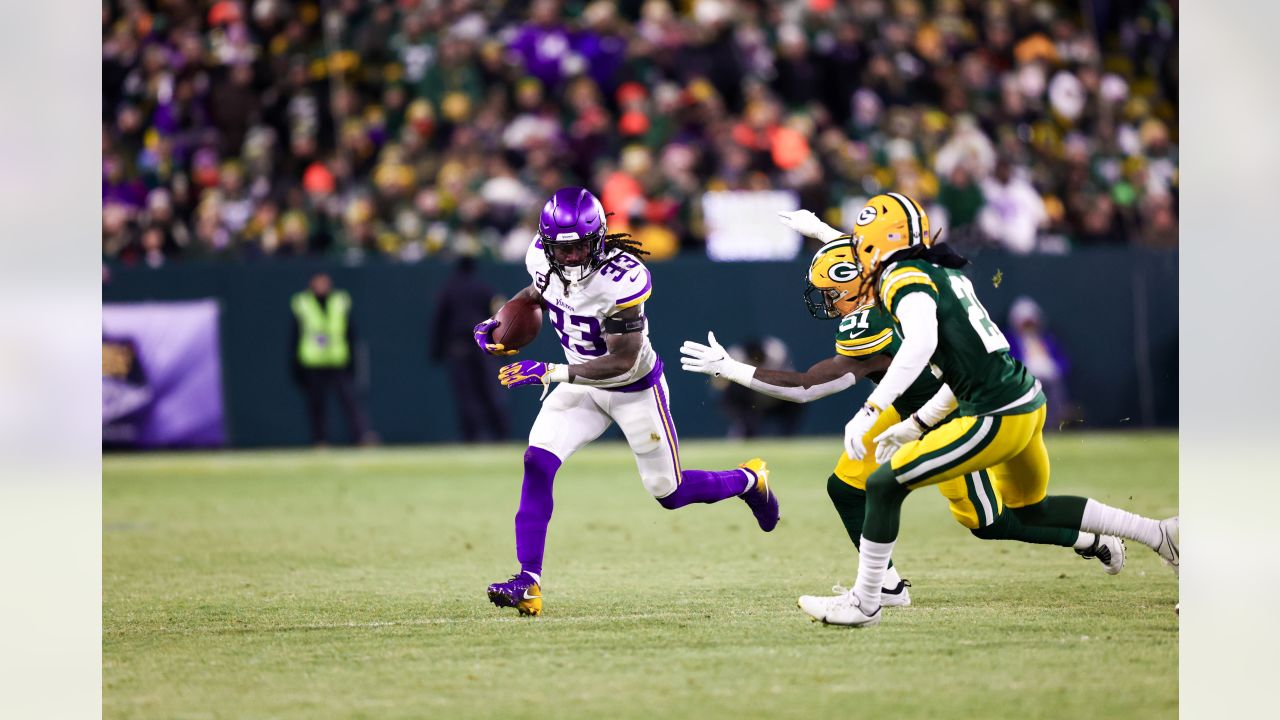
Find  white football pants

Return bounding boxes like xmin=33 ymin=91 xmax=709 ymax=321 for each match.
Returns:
xmin=527 ymin=377 xmax=682 ymax=498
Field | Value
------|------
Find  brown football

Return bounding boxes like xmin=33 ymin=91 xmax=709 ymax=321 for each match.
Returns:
xmin=492 ymin=296 xmax=543 ymax=350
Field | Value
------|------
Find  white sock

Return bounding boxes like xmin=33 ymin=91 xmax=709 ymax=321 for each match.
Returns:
xmin=882 ymin=565 xmax=903 ymax=591
xmin=524 ymin=570 xmax=541 ymax=584
xmin=854 ymin=537 xmax=895 ymax=608
xmin=1080 ymin=499 xmax=1162 ymax=550
xmin=1072 ymin=531 xmax=1096 ymax=551
xmin=740 ymin=469 xmax=755 ymax=494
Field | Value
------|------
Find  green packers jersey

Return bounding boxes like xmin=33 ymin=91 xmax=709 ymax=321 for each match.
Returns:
xmin=834 ymin=303 xmax=941 ymax=417
xmin=877 ymin=259 xmax=1045 ymax=417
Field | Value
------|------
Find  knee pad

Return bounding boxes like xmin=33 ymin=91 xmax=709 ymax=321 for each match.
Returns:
xmin=641 ymin=469 xmax=678 ymax=500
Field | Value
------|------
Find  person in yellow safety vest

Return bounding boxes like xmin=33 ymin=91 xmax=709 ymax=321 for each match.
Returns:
xmin=290 ymin=272 xmax=376 ymax=446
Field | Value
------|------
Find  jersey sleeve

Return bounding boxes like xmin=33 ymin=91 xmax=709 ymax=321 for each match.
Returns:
xmin=525 ymin=236 xmax=550 ymax=288
xmin=879 ymin=260 xmax=939 ymax=317
xmin=606 ymin=255 xmax=652 ymax=310
xmin=834 ymin=303 xmax=896 ymax=357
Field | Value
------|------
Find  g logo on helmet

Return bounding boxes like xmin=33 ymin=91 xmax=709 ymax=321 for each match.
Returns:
xmin=828 ymin=262 xmax=860 ymax=283
xmin=855 ymin=206 xmax=878 ymax=226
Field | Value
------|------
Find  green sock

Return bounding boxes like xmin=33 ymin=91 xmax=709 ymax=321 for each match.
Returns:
xmin=971 ymin=508 xmax=1078 ymax=547
xmin=862 ymin=463 xmax=910 ymax=543
xmin=1010 ymin=496 xmax=1088 ymax=530
xmin=826 ymin=475 xmax=893 ymax=569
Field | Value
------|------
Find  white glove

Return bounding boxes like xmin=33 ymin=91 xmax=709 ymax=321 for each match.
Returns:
xmin=873 ymin=415 xmax=928 ymax=465
xmin=777 ymin=209 xmax=846 ymax=243
xmin=843 ymin=403 xmax=882 ymax=461
xmin=680 ymin=332 xmax=755 ymax=386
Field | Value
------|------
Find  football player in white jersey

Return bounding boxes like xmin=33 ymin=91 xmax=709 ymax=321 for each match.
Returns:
xmin=472 ymin=187 xmax=779 ymax=616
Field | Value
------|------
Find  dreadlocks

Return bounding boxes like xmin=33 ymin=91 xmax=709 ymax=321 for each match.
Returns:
xmin=602 ymin=231 xmax=649 ymax=261
xmin=856 ymin=233 xmax=969 ymax=307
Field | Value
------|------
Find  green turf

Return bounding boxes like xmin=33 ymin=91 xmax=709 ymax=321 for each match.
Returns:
xmin=104 ymin=433 xmax=1177 ymax=719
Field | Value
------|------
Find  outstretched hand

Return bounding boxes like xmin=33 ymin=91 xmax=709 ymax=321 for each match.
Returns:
xmin=679 ymin=331 xmax=733 ymax=377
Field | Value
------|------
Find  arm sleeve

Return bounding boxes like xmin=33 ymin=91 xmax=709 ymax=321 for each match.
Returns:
xmin=913 ymin=384 xmax=958 ymax=428
xmin=525 ymin=237 xmax=549 ymax=287
xmin=866 ymin=292 xmax=938 ymax=411
xmin=747 ymin=373 xmax=858 ymax=403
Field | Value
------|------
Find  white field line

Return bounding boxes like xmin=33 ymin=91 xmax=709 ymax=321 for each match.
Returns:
xmin=103 ymin=610 xmax=746 ymax=637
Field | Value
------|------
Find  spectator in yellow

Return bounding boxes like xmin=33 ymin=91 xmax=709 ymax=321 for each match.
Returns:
xmin=291 ymin=273 xmax=376 ymax=446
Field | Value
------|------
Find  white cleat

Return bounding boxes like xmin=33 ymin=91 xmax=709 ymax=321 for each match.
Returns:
xmin=813 ymin=580 xmax=911 ymax=609
xmin=1076 ymin=534 xmax=1126 ymax=575
xmin=1156 ymin=516 xmax=1179 ymax=576
xmin=880 ymin=579 xmax=912 ymax=607
xmin=797 ymin=588 xmax=882 ymax=627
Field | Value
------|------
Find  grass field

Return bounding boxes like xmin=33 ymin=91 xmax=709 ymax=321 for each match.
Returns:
xmin=103 ymin=433 xmax=1177 ymax=719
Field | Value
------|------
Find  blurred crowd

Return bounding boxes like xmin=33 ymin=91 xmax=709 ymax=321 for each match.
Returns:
xmin=102 ymin=0 xmax=1178 ymax=267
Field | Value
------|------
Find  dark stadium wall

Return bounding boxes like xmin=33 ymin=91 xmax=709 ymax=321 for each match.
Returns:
xmin=102 ymin=248 xmax=1178 ymax=448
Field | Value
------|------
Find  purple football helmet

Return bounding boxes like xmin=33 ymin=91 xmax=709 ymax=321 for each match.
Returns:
xmin=538 ymin=187 xmax=608 ymax=283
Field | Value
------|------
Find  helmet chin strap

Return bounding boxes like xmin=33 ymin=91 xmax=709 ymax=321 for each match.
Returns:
xmin=550 ymin=241 xmax=607 ymax=286
xmin=829 ymin=288 xmax=850 ymax=315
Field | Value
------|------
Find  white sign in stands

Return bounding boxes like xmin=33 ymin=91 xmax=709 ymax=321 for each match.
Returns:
xmin=702 ymin=190 xmax=802 ymax=261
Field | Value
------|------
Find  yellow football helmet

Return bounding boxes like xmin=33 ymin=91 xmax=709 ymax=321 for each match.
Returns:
xmin=851 ymin=192 xmax=931 ymax=279
xmin=804 ymin=238 xmax=865 ymax=319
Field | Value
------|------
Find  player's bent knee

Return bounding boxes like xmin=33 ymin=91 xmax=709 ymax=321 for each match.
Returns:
xmin=865 ymin=464 xmax=905 ymax=501
xmin=644 ymin=473 xmax=679 ymax=503
xmin=654 ymin=481 xmax=685 ymax=510
xmin=826 ymin=474 xmax=844 ymax=502
xmin=970 ymin=523 xmax=1000 ymax=540
xmin=1009 ymin=500 xmax=1048 ymax=525
xmin=524 ymin=445 xmax=563 ymax=470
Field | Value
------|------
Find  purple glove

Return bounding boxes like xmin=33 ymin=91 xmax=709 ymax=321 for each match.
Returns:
xmin=499 ymin=360 xmax=552 ymax=388
xmin=474 ymin=318 xmax=517 ymax=356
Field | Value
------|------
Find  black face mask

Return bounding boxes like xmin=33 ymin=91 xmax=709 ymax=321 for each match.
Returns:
xmin=803 ymin=283 xmax=844 ymax=320
xmin=549 ymin=238 xmax=592 ymax=267
xmin=541 ymin=231 xmax=604 ymax=286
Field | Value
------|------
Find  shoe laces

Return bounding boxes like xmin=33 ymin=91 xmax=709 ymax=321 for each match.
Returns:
xmin=830 ymin=589 xmax=864 ymax=612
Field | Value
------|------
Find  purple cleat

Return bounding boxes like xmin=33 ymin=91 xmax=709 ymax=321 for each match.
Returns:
xmin=738 ymin=458 xmax=779 ymax=532
xmin=487 ymin=571 xmax=543 ymax=616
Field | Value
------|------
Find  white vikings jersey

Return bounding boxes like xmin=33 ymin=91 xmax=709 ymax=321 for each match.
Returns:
xmin=525 ymin=238 xmax=657 ymax=387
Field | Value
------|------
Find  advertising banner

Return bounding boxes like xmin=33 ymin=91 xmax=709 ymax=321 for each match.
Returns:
xmin=103 ymin=300 xmax=226 ymax=447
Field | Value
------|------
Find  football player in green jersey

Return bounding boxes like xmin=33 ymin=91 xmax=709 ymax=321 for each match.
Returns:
xmin=679 ymin=224 xmax=1127 ymax=611
xmin=807 ymin=192 xmax=1177 ymax=627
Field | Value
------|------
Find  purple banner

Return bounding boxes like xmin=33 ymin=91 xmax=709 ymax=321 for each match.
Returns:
xmin=102 ymin=300 xmax=226 ymax=447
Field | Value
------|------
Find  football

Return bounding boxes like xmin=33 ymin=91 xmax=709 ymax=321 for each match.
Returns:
xmin=492 ymin=296 xmax=543 ymax=350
